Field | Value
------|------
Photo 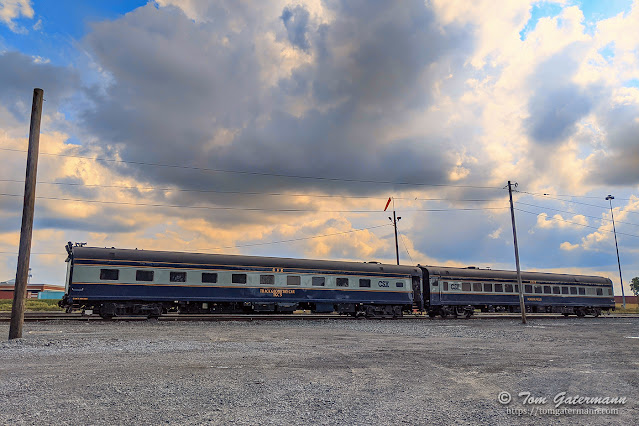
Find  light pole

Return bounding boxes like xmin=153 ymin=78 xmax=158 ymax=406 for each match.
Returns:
xmin=388 ymin=213 xmax=401 ymax=265
xmin=606 ymin=195 xmax=625 ymax=309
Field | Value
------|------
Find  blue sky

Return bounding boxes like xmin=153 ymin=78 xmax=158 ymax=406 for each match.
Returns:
xmin=0 ymin=0 xmax=638 ymax=299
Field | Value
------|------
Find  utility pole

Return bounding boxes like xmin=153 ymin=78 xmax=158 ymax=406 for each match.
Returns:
xmin=387 ymin=198 xmax=401 ymax=265
xmin=606 ymin=195 xmax=625 ymax=309
xmin=507 ymin=181 xmax=526 ymax=324
xmin=9 ymin=88 xmax=43 ymax=340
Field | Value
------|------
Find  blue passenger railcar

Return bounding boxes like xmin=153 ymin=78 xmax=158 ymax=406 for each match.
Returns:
xmin=419 ymin=266 xmax=615 ymax=318
xmin=61 ymin=244 xmax=422 ymax=318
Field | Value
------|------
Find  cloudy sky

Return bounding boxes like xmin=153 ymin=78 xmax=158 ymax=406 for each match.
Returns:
xmin=0 ymin=0 xmax=638 ymax=296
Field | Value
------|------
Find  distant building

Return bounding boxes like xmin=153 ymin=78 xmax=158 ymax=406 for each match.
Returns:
xmin=615 ymin=295 xmax=638 ymax=308
xmin=0 ymin=281 xmax=65 ymax=300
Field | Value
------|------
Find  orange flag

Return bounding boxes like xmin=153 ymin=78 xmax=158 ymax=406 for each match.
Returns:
xmin=383 ymin=197 xmax=392 ymax=211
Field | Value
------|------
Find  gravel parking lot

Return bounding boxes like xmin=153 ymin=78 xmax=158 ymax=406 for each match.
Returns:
xmin=0 ymin=317 xmax=637 ymax=425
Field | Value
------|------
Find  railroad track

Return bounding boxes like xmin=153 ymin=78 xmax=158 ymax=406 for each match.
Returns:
xmin=1 ymin=312 xmax=637 ymax=322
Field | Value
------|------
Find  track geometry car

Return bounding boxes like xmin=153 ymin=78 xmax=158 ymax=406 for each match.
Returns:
xmin=60 ymin=244 xmax=615 ymax=318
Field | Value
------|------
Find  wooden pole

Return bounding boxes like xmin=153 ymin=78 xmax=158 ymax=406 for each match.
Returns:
xmin=9 ymin=88 xmax=43 ymax=340
xmin=508 ymin=181 xmax=527 ymax=324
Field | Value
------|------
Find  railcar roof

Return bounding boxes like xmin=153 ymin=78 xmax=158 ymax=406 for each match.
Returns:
xmin=421 ymin=265 xmax=611 ymax=285
xmin=71 ymin=246 xmax=422 ymax=276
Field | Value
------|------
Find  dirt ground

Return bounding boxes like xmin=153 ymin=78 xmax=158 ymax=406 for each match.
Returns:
xmin=0 ymin=317 xmax=637 ymax=425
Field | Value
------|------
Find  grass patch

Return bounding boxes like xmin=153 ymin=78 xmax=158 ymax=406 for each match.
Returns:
xmin=614 ymin=307 xmax=639 ymax=314
xmin=0 ymin=299 xmax=64 ymax=312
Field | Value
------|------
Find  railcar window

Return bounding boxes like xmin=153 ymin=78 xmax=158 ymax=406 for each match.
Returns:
xmin=483 ymin=283 xmax=493 ymax=292
xmin=543 ymin=286 xmax=551 ymax=294
xmin=136 ymin=270 xmax=154 ymax=282
xmin=396 ymin=282 xmax=404 ymax=288
xmin=525 ymin=285 xmax=533 ymax=293
xmin=534 ymin=286 xmax=542 ymax=294
xmin=336 ymin=278 xmax=349 ymax=287
xmin=570 ymin=287 xmax=577 ymax=295
xmin=260 ymin=275 xmax=275 ymax=285
xmin=432 ymin=281 xmax=438 ymax=287
xmin=100 ymin=269 xmax=119 ymax=280
xmin=313 ymin=277 xmax=326 ymax=286
xmin=358 ymin=278 xmax=370 ymax=288
xmin=561 ymin=287 xmax=569 ymax=294
xmin=287 ymin=276 xmax=301 ymax=286
xmin=443 ymin=282 xmax=448 ymax=291
xmin=462 ymin=283 xmax=471 ymax=292
xmin=515 ymin=284 xmax=519 ymax=293
xmin=608 ymin=288 xmax=613 ymax=296
xmin=202 ymin=272 xmax=217 ymax=283
xmin=473 ymin=283 xmax=482 ymax=292
xmin=232 ymin=274 xmax=247 ymax=284
xmin=170 ymin=272 xmax=186 ymax=282
xmin=494 ymin=284 xmax=503 ymax=292
xmin=505 ymin=284 xmax=513 ymax=292
xmin=586 ymin=287 xmax=596 ymax=295
xmin=596 ymin=288 xmax=603 ymax=296
xmin=578 ymin=288 xmax=585 ymax=295
xmin=552 ymin=286 xmax=560 ymax=294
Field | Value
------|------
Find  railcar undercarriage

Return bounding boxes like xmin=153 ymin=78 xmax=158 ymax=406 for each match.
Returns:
xmin=426 ymin=304 xmax=608 ymax=318
xmin=60 ymin=299 xmax=407 ymax=319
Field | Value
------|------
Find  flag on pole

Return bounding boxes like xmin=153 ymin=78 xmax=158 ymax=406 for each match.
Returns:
xmin=384 ymin=197 xmax=392 ymax=211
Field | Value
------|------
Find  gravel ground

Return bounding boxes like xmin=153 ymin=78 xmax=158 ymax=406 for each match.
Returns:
xmin=0 ymin=317 xmax=637 ymax=425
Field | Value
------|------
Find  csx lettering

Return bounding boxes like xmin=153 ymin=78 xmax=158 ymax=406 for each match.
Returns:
xmin=378 ymin=281 xmax=389 ymax=287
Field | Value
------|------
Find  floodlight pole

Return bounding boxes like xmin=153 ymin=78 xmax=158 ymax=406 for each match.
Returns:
xmin=606 ymin=195 xmax=625 ymax=309
xmin=507 ymin=181 xmax=526 ymax=324
xmin=9 ymin=88 xmax=43 ymax=340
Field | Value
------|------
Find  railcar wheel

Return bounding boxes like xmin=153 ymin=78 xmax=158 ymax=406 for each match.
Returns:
xmin=464 ymin=310 xmax=474 ymax=319
xmin=592 ymin=309 xmax=601 ymax=318
xmin=563 ymin=313 xmax=570 ymax=317
xmin=428 ymin=310 xmax=437 ymax=318
xmin=440 ymin=310 xmax=449 ymax=319
xmin=576 ymin=308 xmax=586 ymax=318
xmin=392 ymin=306 xmax=402 ymax=319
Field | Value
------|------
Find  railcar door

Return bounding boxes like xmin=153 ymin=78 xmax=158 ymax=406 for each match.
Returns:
xmin=412 ymin=275 xmax=424 ymax=310
xmin=429 ymin=277 xmax=441 ymax=305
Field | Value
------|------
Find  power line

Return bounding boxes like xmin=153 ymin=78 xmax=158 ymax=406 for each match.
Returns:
xmin=0 ymin=224 xmax=395 ymax=256
xmin=514 ymin=208 xmax=639 ymax=239
xmin=516 ymin=201 xmax=639 ymax=228
xmin=0 ymin=147 xmax=502 ymax=189
xmin=0 ymin=192 xmax=509 ymax=213
xmin=0 ymin=178 xmax=500 ymax=203
xmin=516 ymin=190 xmax=639 ymax=217
xmin=518 ymin=189 xmax=636 ymax=202
xmin=397 ymin=229 xmax=414 ymax=264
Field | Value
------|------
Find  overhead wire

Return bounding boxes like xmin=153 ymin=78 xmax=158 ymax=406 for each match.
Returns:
xmin=0 ymin=178 xmax=501 ymax=203
xmin=397 ymin=229 xmax=414 ymax=264
xmin=0 ymin=224 xmax=395 ymax=256
xmin=516 ymin=201 xmax=639 ymax=228
xmin=0 ymin=193 xmax=509 ymax=213
xmin=514 ymin=208 xmax=639 ymax=239
xmin=0 ymin=147 xmax=503 ymax=189
xmin=516 ymin=190 xmax=639 ymax=217
xmin=517 ymin=189 xmax=637 ymax=202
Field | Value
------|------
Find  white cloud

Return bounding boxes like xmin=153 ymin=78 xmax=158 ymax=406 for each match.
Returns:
xmin=0 ymin=0 xmax=34 ymax=32
xmin=536 ymin=213 xmax=588 ymax=229
xmin=489 ymin=227 xmax=502 ymax=239
xmin=560 ymin=241 xmax=579 ymax=251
